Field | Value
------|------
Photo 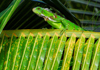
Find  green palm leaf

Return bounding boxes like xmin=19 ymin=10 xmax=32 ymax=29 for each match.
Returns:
xmin=0 ymin=29 xmax=100 ymax=70
xmin=72 ymin=34 xmax=85 ymax=70
xmin=0 ymin=0 xmax=21 ymax=34
xmin=61 ymin=33 xmax=76 ymax=70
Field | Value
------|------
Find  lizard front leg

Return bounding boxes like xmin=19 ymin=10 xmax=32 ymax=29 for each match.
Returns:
xmin=54 ymin=18 xmax=69 ymax=35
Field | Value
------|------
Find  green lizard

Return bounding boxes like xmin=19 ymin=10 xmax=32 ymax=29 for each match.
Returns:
xmin=32 ymin=6 xmax=85 ymax=32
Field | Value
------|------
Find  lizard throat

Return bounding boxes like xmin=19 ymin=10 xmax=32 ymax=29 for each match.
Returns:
xmin=37 ymin=13 xmax=56 ymax=22
xmin=43 ymin=17 xmax=56 ymax=22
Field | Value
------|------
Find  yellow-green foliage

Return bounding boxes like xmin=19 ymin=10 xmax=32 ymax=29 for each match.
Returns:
xmin=0 ymin=29 xmax=100 ymax=70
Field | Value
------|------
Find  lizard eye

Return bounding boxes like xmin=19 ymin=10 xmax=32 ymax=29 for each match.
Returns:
xmin=37 ymin=8 xmax=40 ymax=10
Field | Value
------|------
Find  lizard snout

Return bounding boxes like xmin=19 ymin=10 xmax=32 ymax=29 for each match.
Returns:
xmin=32 ymin=8 xmax=35 ymax=12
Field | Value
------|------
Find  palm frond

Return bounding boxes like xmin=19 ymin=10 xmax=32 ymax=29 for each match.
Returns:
xmin=0 ymin=0 xmax=22 ymax=33
xmin=0 ymin=29 xmax=100 ymax=70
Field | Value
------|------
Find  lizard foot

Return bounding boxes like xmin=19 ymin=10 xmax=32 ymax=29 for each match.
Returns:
xmin=60 ymin=29 xmax=66 ymax=36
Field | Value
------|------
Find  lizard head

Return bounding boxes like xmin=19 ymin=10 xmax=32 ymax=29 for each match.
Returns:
xmin=32 ymin=7 xmax=57 ymax=21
